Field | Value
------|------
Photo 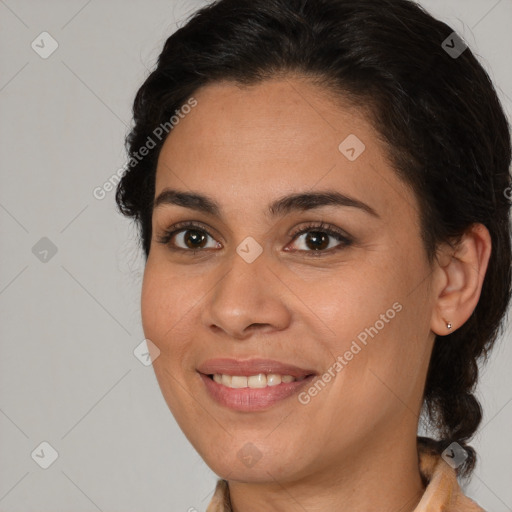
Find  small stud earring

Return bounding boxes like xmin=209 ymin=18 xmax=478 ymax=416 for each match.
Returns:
xmin=442 ymin=318 xmax=453 ymax=331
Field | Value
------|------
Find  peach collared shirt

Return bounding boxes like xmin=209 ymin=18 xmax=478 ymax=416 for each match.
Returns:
xmin=206 ymin=441 xmax=486 ymax=511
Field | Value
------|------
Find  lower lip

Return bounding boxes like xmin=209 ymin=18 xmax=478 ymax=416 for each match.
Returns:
xmin=199 ymin=373 xmax=315 ymax=412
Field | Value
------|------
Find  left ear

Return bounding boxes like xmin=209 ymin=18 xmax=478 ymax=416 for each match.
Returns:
xmin=430 ymin=223 xmax=492 ymax=336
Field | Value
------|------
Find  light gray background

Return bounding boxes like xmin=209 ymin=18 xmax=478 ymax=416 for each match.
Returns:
xmin=0 ymin=1 xmax=511 ymax=511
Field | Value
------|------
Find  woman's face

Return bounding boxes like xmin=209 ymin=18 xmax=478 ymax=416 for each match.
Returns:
xmin=141 ymin=77 xmax=437 ymax=483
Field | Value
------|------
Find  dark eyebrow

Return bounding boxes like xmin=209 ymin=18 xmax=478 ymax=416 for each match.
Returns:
xmin=153 ymin=188 xmax=379 ymax=219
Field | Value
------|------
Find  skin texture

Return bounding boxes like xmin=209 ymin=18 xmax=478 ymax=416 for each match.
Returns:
xmin=141 ymin=76 xmax=491 ymax=512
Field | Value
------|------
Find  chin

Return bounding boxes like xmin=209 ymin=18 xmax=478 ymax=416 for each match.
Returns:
xmin=196 ymin=440 xmax=304 ymax=483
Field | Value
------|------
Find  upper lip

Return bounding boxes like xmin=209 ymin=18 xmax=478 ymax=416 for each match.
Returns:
xmin=197 ymin=358 xmax=317 ymax=378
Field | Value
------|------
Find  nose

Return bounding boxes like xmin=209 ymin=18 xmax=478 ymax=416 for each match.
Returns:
xmin=201 ymin=250 xmax=292 ymax=340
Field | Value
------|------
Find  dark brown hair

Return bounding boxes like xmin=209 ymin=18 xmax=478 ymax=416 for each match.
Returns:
xmin=116 ymin=0 xmax=512 ymax=478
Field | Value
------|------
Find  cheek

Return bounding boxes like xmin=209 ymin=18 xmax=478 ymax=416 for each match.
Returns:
xmin=288 ymin=262 xmax=404 ymax=346
xmin=293 ymin=251 xmax=428 ymax=387
xmin=140 ymin=267 xmax=166 ymax=345
xmin=140 ymin=261 xmax=195 ymax=349
xmin=140 ymin=262 xmax=209 ymax=391
xmin=140 ymin=264 xmax=201 ymax=419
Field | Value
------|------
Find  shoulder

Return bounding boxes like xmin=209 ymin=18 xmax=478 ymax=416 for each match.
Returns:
xmin=416 ymin=439 xmax=486 ymax=512
xmin=206 ymin=479 xmax=231 ymax=512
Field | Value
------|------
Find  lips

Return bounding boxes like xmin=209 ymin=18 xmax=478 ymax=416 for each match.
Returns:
xmin=197 ymin=358 xmax=317 ymax=411
xmin=197 ymin=358 xmax=317 ymax=378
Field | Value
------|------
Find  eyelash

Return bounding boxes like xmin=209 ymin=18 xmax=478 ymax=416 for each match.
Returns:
xmin=155 ymin=220 xmax=353 ymax=257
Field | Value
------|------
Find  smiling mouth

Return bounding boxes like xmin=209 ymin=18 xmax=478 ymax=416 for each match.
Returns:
xmin=206 ymin=372 xmax=311 ymax=389
xmin=199 ymin=370 xmax=316 ymax=411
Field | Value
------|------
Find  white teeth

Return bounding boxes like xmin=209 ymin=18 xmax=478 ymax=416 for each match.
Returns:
xmin=266 ymin=374 xmax=281 ymax=386
xmin=231 ymin=376 xmax=248 ymax=388
xmin=247 ymin=374 xmax=267 ymax=388
xmin=212 ymin=373 xmax=300 ymax=388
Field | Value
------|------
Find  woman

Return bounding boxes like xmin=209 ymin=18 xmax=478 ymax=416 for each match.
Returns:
xmin=116 ymin=0 xmax=511 ymax=510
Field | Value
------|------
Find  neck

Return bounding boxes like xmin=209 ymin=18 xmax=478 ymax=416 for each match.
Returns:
xmin=226 ymin=432 xmax=425 ymax=512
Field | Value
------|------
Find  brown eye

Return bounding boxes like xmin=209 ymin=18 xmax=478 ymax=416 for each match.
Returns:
xmin=287 ymin=222 xmax=353 ymax=255
xmin=167 ymin=228 xmax=219 ymax=251
xmin=156 ymin=222 xmax=221 ymax=252
xmin=302 ymin=231 xmax=330 ymax=251
xmin=181 ymin=229 xmax=208 ymax=249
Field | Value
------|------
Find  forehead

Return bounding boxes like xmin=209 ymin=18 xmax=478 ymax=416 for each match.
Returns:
xmin=158 ymin=77 xmax=370 ymax=167
xmin=154 ymin=77 xmax=416 ymax=222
